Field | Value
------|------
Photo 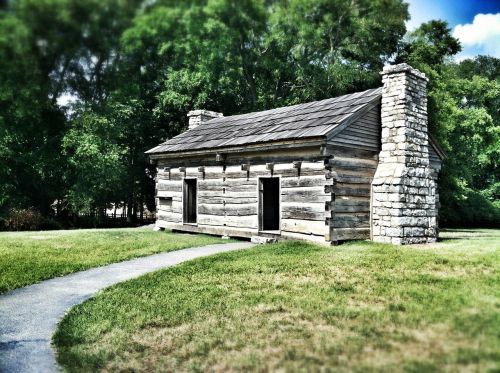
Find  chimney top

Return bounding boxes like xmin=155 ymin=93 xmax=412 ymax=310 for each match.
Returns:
xmin=381 ymin=63 xmax=428 ymax=82
xmin=187 ymin=109 xmax=223 ymax=130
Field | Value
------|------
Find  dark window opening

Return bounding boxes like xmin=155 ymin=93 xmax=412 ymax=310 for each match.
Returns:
xmin=159 ymin=197 xmax=173 ymax=208
xmin=183 ymin=179 xmax=197 ymax=224
xmin=158 ymin=197 xmax=176 ymax=211
xmin=260 ymin=178 xmax=280 ymax=231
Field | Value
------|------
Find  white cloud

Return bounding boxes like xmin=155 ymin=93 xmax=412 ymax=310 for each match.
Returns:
xmin=453 ymin=13 xmax=500 ymax=59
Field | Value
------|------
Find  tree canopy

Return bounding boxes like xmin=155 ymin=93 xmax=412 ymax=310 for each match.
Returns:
xmin=0 ymin=0 xmax=498 ymax=228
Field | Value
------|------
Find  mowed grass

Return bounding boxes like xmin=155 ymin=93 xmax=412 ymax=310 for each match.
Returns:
xmin=0 ymin=228 xmax=227 ymax=294
xmin=54 ymin=229 xmax=500 ymax=372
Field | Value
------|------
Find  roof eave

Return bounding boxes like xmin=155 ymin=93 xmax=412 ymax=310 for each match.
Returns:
xmin=429 ymin=134 xmax=447 ymax=160
xmin=147 ymin=137 xmax=326 ymax=160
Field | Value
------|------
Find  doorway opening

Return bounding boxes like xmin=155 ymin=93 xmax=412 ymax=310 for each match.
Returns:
xmin=183 ymin=179 xmax=197 ymax=224
xmin=259 ymin=177 xmax=280 ymax=231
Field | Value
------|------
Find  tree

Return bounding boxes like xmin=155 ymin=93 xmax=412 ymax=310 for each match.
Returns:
xmin=0 ymin=10 xmax=66 ymax=217
xmin=264 ymin=0 xmax=409 ymax=104
xmin=397 ymin=22 xmax=499 ymax=226
xmin=63 ymin=109 xmax=126 ymax=217
xmin=0 ymin=0 xmax=143 ymax=224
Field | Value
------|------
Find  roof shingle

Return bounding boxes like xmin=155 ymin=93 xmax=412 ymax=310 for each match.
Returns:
xmin=146 ymin=87 xmax=382 ymax=154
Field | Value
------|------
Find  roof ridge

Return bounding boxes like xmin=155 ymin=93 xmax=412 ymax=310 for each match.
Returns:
xmin=207 ymin=87 xmax=382 ymax=124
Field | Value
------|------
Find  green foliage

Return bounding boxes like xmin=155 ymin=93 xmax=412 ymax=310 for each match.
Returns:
xmin=397 ymin=21 xmax=499 ymax=227
xmin=0 ymin=1 xmax=497 ymax=228
xmin=397 ymin=20 xmax=461 ymax=68
xmin=3 ymin=207 xmax=44 ymax=231
xmin=440 ymin=187 xmax=500 ymax=228
xmin=54 ymin=231 xmax=500 ymax=371
xmin=63 ymin=110 xmax=126 ymax=213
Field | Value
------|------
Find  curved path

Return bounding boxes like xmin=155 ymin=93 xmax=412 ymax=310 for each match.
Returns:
xmin=0 ymin=241 xmax=253 ymax=373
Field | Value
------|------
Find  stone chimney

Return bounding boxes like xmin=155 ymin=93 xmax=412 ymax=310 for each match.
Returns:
xmin=187 ymin=110 xmax=223 ymax=130
xmin=371 ymin=63 xmax=438 ymax=244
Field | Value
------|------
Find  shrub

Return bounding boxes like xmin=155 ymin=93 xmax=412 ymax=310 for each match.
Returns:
xmin=440 ymin=188 xmax=500 ymax=228
xmin=4 ymin=207 xmax=44 ymax=231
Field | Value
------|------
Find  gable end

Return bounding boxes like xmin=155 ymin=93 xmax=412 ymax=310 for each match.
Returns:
xmin=326 ymin=104 xmax=381 ymax=152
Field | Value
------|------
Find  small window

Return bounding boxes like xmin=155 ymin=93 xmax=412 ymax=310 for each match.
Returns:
xmin=159 ymin=197 xmax=173 ymax=211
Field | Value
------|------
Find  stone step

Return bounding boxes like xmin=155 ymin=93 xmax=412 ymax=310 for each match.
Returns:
xmin=251 ymin=236 xmax=278 ymax=244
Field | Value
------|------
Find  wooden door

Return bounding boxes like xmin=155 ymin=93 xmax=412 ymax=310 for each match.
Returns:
xmin=259 ymin=177 xmax=280 ymax=231
xmin=183 ymin=179 xmax=197 ymax=224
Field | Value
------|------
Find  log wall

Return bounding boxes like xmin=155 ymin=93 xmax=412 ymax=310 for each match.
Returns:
xmin=326 ymin=105 xmax=381 ymax=241
xmin=153 ymin=103 xmax=443 ymax=244
xmin=155 ymin=149 xmax=332 ymax=244
xmin=325 ymin=145 xmax=379 ymax=241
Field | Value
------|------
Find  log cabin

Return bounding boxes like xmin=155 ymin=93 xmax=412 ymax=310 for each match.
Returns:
xmin=146 ymin=63 xmax=445 ymax=245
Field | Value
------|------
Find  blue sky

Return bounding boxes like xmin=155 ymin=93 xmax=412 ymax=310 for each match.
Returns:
xmin=406 ymin=0 xmax=500 ymax=59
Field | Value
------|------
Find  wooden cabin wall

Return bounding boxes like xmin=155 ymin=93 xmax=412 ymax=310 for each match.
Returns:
xmin=326 ymin=146 xmax=379 ymax=241
xmin=329 ymin=105 xmax=381 ymax=152
xmin=326 ymin=105 xmax=443 ymax=242
xmin=429 ymin=145 xmax=441 ymax=171
xmin=326 ymin=105 xmax=381 ymax=242
xmin=155 ymin=151 xmax=332 ymax=244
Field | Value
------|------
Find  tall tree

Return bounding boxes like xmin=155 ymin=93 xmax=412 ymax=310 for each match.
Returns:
xmin=0 ymin=0 xmax=143 ymax=222
xmin=397 ymin=21 xmax=499 ymax=226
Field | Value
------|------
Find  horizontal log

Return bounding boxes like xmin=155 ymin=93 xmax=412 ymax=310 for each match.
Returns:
xmin=224 ymin=168 xmax=325 ymax=179
xmin=156 ymin=190 xmax=182 ymax=198
xmin=223 ymin=191 xmax=257 ymax=198
xmin=325 ymin=144 xmax=379 ymax=159
xmin=333 ymin=199 xmax=370 ymax=213
xmin=157 ymin=183 xmax=182 ymax=192
xmin=157 ymin=205 xmax=182 ymax=214
xmin=281 ymin=187 xmax=329 ymax=203
xmin=332 ymin=228 xmax=370 ymax=241
xmin=282 ymin=203 xmax=326 ymax=221
xmin=280 ymin=231 xmax=328 ymax=244
xmin=329 ymin=213 xmax=370 ymax=228
xmin=334 ymin=175 xmax=372 ymax=184
xmin=199 ymin=196 xmax=258 ymax=204
xmin=281 ymin=218 xmax=326 ymax=236
xmin=200 ymin=179 xmax=257 ymax=187
xmin=331 ymin=163 xmax=377 ymax=173
xmin=198 ymin=184 xmax=256 ymax=193
xmin=281 ymin=176 xmax=328 ymax=188
xmin=157 ymin=214 xmax=182 ymax=223
xmin=197 ymin=214 xmax=258 ymax=229
xmin=332 ymin=156 xmax=378 ymax=168
xmin=157 ymin=196 xmax=181 ymax=203
xmin=198 ymin=203 xmax=257 ymax=216
xmin=155 ymin=148 xmax=322 ymax=169
xmin=158 ymin=221 xmax=258 ymax=238
xmin=333 ymin=185 xmax=371 ymax=197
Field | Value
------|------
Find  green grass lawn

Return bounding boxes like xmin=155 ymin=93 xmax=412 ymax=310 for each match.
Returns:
xmin=0 ymin=228 xmax=226 ymax=294
xmin=54 ymin=229 xmax=500 ymax=372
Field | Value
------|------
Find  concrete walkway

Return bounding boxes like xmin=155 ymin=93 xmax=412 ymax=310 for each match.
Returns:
xmin=0 ymin=242 xmax=253 ymax=373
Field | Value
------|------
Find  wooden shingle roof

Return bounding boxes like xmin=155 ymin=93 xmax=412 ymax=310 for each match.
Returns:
xmin=146 ymin=87 xmax=382 ymax=154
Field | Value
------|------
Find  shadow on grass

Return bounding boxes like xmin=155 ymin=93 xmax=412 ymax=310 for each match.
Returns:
xmin=439 ymin=228 xmax=499 ymax=241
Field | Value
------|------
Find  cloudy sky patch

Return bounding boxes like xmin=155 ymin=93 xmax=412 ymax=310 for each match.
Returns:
xmin=452 ymin=13 xmax=500 ymax=59
xmin=407 ymin=0 xmax=500 ymax=60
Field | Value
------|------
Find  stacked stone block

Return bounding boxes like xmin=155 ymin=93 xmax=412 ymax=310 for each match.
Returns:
xmin=371 ymin=63 xmax=438 ymax=244
xmin=187 ymin=110 xmax=223 ymax=130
